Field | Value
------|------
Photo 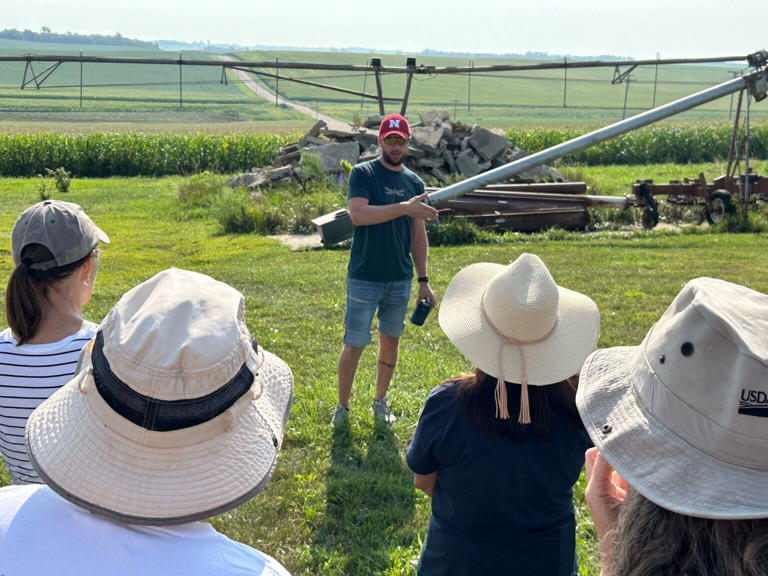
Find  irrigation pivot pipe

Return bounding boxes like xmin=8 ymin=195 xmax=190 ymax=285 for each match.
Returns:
xmin=427 ymin=66 xmax=767 ymax=206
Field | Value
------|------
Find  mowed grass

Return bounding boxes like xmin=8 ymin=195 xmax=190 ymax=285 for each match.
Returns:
xmin=1 ymin=176 xmax=768 ymax=575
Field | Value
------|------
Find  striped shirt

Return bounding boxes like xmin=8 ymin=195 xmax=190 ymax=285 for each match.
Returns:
xmin=0 ymin=323 xmax=97 ymax=485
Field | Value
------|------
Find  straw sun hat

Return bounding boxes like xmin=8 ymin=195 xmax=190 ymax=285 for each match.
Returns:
xmin=26 ymin=268 xmax=293 ymax=525
xmin=439 ymin=253 xmax=600 ymax=423
xmin=577 ymin=277 xmax=768 ymax=519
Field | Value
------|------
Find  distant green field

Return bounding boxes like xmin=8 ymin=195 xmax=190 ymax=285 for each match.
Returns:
xmin=1 ymin=40 xmax=766 ymax=131
xmin=234 ymin=49 xmax=768 ymax=127
xmin=0 ymin=40 xmax=309 ymax=131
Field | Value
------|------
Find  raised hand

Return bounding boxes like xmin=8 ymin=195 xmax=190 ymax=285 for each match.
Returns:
xmin=402 ymin=192 xmax=438 ymax=221
xmin=584 ymin=448 xmax=628 ymax=575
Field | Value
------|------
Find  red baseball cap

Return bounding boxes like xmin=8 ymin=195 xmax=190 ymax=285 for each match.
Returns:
xmin=379 ymin=114 xmax=410 ymax=140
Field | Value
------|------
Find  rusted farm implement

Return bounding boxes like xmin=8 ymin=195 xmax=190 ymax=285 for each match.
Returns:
xmin=313 ymin=49 xmax=768 ymax=243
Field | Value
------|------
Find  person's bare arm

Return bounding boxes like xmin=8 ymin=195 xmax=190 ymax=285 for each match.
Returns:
xmin=411 ymin=219 xmax=437 ymax=305
xmin=585 ymin=448 xmax=629 ymax=576
xmin=414 ymin=471 xmax=437 ymax=497
xmin=347 ymin=192 xmax=437 ymax=227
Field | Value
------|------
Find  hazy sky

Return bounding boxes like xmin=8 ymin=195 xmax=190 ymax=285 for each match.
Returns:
xmin=4 ymin=0 xmax=766 ymax=59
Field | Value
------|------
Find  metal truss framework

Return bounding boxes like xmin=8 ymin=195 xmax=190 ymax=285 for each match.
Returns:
xmin=0 ymin=52 xmax=759 ymax=115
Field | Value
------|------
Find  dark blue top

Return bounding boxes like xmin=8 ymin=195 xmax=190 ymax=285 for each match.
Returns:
xmin=347 ymin=159 xmax=424 ymax=282
xmin=406 ymin=381 xmax=591 ymax=576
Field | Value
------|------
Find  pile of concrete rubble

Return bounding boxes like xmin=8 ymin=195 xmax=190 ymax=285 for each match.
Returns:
xmin=226 ymin=110 xmax=562 ymax=189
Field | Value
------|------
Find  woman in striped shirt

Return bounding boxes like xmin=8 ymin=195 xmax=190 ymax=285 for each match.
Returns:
xmin=1 ymin=200 xmax=109 ymax=484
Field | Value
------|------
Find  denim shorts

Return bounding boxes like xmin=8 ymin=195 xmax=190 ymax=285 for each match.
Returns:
xmin=344 ymin=277 xmax=412 ymax=347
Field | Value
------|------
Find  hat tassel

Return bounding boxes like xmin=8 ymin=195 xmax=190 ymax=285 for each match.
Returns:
xmin=482 ymin=296 xmax=557 ymax=425
xmin=518 ymin=379 xmax=531 ymax=424
xmin=494 ymin=376 xmax=510 ymax=420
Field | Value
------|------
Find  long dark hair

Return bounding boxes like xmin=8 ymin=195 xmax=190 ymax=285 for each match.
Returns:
xmin=5 ymin=244 xmax=91 ymax=345
xmin=612 ymin=488 xmax=768 ymax=576
xmin=452 ymin=368 xmax=582 ymax=442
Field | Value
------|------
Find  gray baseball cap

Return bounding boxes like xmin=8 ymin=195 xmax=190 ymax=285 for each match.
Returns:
xmin=12 ymin=200 xmax=110 ymax=271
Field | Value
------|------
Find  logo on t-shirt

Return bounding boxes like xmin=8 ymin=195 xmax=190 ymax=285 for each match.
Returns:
xmin=384 ymin=186 xmax=406 ymax=198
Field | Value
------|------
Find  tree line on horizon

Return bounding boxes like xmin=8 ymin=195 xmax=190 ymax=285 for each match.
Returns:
xmin=0 ymin=27 xmax=157 ymax=49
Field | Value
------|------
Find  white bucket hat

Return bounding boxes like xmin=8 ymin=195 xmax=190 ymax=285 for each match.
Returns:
xmin=439 ymin=253 xmax=600 ymax=423
xmin=26 ymin=268 xmax=293 ymax=525
xmin=577 ymin=277 xmax=768 ymax=519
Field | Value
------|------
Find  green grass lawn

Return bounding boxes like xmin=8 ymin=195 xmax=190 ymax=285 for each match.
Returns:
xmin=1 ymin=175 xmax=767 ymax=575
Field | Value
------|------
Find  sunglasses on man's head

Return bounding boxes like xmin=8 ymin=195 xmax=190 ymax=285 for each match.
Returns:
xmin=382 ymin=135 xmax=409 ymax=146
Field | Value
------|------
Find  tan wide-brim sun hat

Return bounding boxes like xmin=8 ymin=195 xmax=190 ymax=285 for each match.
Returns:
xmin=439 ymin=253 xmax=600 ymax=422
xmin=26 ymin=268 xmax=293 ymax=525
xmin=577 ymin=277 xmax=768 ymax=519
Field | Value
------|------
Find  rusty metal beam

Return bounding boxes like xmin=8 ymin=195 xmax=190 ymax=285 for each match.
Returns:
xmin=0 ymin=53 xmax=750 ymax=75
xmin=21 ymin=60 xmax=62 ymax=89
xmin=726 ymin=89 xmax=744 ymax=179
xmin=612 ymin=64 xmax=638 ymax=85
xmin=229 ymin=66 xmax=401 ymax=101
xmin=400 ymin=58 xmax=415 ymax=116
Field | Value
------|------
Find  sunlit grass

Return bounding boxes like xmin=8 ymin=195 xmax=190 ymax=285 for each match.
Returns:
xmin=1 ymin=175 xmax=767 ymax=575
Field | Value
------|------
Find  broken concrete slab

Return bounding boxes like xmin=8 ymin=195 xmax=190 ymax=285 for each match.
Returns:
xmin=443 ymin=149 xmax=456 ymax=172
xmin=440 ymin=122 xmax=453 ymax=140
xmin=363 ymin=115 xmax=384 ymax=129
xmin=227 ymin=109 xmax=565 ymax=196
xmin=273 ymin=149 xmax=302 ymax=166
xmin=305 ymin=120 xmax=327 ymax=138
xmin=306 ymin=141 xmax=360 ymax=173
xmin=227 ymin=171 xmax=268 ymax=189
xmin=419 ymin=110 xmax=442 ymax=125
xmin=431 ymin=167 xmax=449 ymax=182
xmin=303 ymin=135 xmax=328 ymax=146
xmin=267 ymin=166 xmax=294 ymax=180
xmin=414 ymin=156 xmax=446 ymax=169
xmin=411 ymin=125 xmax=445 ymax=153
xmin=407 ymin=142 xmax=426 ymax=159
xmin=519 ymin=165 xmax=565 ymax=182
xmin=455 ymin=149 xmax=484 ymax=178
xmin=323 ymin=125 xmax=360 ymax=140
xmin=353 ymin=130 xmax=379 ymax=150
xmin=469 ymin=125 xmax=508 ymax=161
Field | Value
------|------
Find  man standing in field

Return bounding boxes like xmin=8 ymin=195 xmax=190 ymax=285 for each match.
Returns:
xmin=332 ymin=113 xmax=439 ymax=426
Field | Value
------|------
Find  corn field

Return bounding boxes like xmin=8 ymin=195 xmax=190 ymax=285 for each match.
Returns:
xmin=506 ymin=124 xmax=768 ymax=165
xmin=0 ymin=125 xmax=766 ymax=177
xmin=0 ymin=132 xmax=293 ymax=177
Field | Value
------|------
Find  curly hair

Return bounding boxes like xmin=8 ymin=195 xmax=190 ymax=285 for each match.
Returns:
xmin=610 ymin=488 xmax=768 ymax=576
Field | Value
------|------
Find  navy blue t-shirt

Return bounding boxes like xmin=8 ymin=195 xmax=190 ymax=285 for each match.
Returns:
xmin=347 ymin=159 xmax=424 ymax=282
xmin=406 ymin=381 xmax=592 ymax=576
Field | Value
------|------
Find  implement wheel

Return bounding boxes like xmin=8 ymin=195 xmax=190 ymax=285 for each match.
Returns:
xmin=706 ymin=190 xmax=732 ymax=225
xmin=642 ymin=205 xmax=659 ymax=229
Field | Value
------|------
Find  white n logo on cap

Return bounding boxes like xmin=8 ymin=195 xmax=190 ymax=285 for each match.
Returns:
xmin=389 ymin=119 xmax=400 ymax=128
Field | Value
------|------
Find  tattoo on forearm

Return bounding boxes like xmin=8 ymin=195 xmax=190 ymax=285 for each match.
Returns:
xmin=378 ymin=359 xmax=396 ymax=369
